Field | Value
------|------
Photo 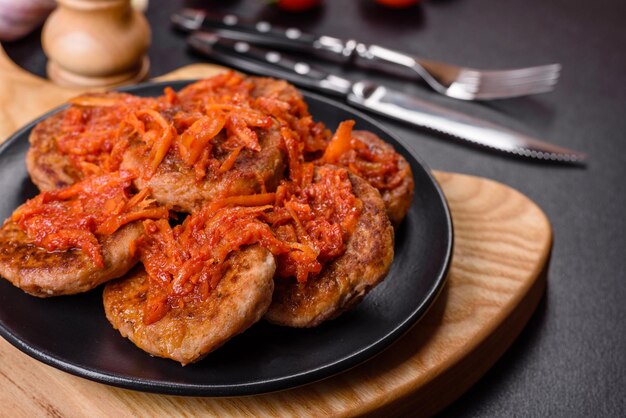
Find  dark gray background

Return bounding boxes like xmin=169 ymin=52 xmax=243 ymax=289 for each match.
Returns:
xmin=4 ymin=0 xmax=625 ymax=416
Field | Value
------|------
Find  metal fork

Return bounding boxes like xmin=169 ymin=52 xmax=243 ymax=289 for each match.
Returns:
xmin=356 ymin=44 xmax=561 ymax=100
xmin=172 ymin=9 xmax=561 ymax=101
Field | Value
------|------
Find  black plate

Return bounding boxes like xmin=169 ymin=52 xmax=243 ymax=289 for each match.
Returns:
xmin=0 ymin=81 xmax=452 ymax=396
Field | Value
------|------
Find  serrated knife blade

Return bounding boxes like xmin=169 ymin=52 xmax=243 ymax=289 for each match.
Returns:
xmin=347 ymin=81 xmax=585 ymax=163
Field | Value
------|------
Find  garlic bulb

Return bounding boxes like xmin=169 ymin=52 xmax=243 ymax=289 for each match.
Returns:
xmin=0 ymin=0 xmax=56 ymax=41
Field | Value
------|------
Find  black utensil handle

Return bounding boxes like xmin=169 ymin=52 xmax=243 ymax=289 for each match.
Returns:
xmin=184 ymin=10 xmax=318 ymax=50
xmin=173 ymin=10 xmax=353 ymax=62
xmin=187 ymin=33 xmax=345 ymax=95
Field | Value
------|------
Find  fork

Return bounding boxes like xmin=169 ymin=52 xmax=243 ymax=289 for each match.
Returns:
xmin=359 ymin=44 xmax=561 ymax=100
xmin=171 ymin=9 xmax=561 ymax=101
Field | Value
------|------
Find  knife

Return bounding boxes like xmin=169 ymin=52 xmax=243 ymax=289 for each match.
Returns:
xmin=187 ymin=33 xmax=586 ymax=164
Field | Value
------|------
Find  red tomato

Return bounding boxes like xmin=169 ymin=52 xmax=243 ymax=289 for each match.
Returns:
xmin=276 ymin=0 xmax=323 ymax=12
xmin=375 ymin=0 xmax=421 ymax=8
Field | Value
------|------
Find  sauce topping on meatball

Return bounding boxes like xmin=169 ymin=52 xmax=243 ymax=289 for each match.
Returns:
xmin=11 ymin=170 xmax=168 ymax=267
xmin=137 ymin=165 xmax=362 ymax=325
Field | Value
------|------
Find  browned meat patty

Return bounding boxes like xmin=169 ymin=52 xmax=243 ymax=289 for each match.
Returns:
xmin=120 ymin=77 xmax=300 ymax=212
xmin=103 ymin=245 xmax=275 ymax=365
xmin=26 ymin=110 xmax=82 ymax=191
xmin=252 ymin=77 xmax=331 ymax=154
xmin=0 ymin=220 xmax=143 ymax=297
xmin=26 ymin=92 xmax=141 ymax=192
xmin=26 ymin=80 xmax=290 ymax=211
xmin=252 ymin=77 xmax=300 ymax=103
xmin=264 ymin=172 xmax=394 ymax=328
xmin=120 ymin=124 xmax=285 ymax=212
xmin=351 ymin=130 xmax=414 ymax=228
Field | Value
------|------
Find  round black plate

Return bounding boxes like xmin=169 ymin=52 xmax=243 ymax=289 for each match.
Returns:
xmin=0 ymin=81 xmax=452 ymax=396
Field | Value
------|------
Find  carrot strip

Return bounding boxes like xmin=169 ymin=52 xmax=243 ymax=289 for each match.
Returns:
xmin=96 ymin=206 xmax=169 ymax=235
xmin=69 ymin=96 xmax=125 ymax=107
xmin=135 ymin=109 xmax=175 ymax=176
xmin=180 ymin=112 xmax=226 ymax=165
xmin=124 ymin=188 xmax=151 ymax=211
xmin=216 ymin=193 xmax=276 ymax=207
xmin=322 ymin=120 xmax=355 ymax=163
xmin=219 ymin=145 xmax=243 ymax=173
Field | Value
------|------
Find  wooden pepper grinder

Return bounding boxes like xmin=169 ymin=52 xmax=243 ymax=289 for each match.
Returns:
xmin=42 ymin=0 xmax=150 ymax=88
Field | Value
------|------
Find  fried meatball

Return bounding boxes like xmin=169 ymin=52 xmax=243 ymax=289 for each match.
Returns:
xmin=26 ymin=110 xmax=82 ymax=191
xmin=103 ymin=245 xmax=275 ymax=365
xmin=264 ymin=172 xmax=394 ymax=328
xmin=349 ymin=130 xmax=414 ymax=228
xmin=120 ymin=123 xmax=285 ymax=212
xmin=0 ymin=220 xmax=143 ymax=297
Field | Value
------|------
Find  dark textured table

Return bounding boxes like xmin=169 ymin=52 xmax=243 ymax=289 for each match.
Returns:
xmin=4 ymin=0 xmax=625 ymax=416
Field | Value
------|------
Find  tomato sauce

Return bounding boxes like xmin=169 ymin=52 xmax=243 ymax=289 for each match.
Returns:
xmin=12 ymin=171 xmax=169 ymax=267
xmin=138 ymin=165 xmax=362 ymax=324
xmin=323 ymin=121 xmax=404 ymax=191
xmin=56 ymin=72 xmax=331 ymax=185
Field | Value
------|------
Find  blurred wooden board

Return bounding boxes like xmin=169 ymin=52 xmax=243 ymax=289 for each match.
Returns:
xmin=0 ymin=47 xmax=551 ymax=417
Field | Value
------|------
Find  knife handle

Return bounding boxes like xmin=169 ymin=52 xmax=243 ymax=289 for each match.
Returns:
xmin=173 ymin=9 xmax=354 ymax=62
xmin=173 ymin=10 xmax=317 ymax=50
xmin=187 ymin=33 xmax=352 ymax=96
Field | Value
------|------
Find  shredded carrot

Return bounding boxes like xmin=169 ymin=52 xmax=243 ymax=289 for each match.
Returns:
xmin=225 ymin=113 xmax=262 ymax=152
xmin=284 ymin=201 xmax=313 ymax=248
xmin=136 ymin=163 xmax=363 ymax=324
xmin=54 ymin=73 xmax=337 ymax=183
xmin=192 ymin=146 xmax=213 ymax=181
xmin=69 ymin=95 xmax=128 ymax=107
xmin=124 ymin=188 xmax=151 ymax=210
xmin=96 ymin=206 xmax=169 ymax=235
xmin=219 ymin=145 xmax=243 ymax=173
xmin=332 ymin=131 xmax=405 ymax=192
xmin=211 ymin=193 xmax=276 ymax=210
xmin=322 ymin=120 xmax=355 ymax=163
xmin=163 ymin=87 xmax=179 ymax=105
xmin=79 ymin=161 xmax=103 ymax=177
xmin=124 ymin=111 xmax=146 ymax=136
xmin=138 ymin=204 xmax=287 ymax=324
xmin=180 ymin=111 xmax=226 ymax=165
xmin=281 ymin=127 xmax=304 ymax=185
xmin=12 ymin=171 xmax=168 ymax=267
xmin=135 ymin=109 xmax=175 ymax=177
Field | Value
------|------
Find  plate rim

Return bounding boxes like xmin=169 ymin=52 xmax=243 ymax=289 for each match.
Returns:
xmin=0 ymin=79 xmax=453 ymax=396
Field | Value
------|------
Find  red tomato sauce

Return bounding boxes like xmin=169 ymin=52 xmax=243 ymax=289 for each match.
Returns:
xmin=138 ymin=165 xmax=362 ymax=324
xmin=55 ymin=72 xmax=330 ymax=183
xmin=11 ymin=171 xmax=169 ymax=267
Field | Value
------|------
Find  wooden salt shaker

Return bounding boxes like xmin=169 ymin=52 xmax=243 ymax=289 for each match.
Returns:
xmin=42 ymin=0 xmax=150 ymax=88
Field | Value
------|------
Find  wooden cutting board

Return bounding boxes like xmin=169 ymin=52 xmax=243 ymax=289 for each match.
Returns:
xmin=0 ymin=47 xmax=551 ymax=417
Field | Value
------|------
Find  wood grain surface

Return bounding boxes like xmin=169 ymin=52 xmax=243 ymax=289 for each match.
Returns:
xmin=0 ymin=47 xmax=551 ymax=417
